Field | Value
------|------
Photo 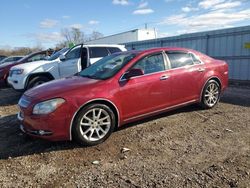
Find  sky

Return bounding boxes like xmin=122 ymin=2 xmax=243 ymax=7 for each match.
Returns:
xmin=0 ymin=0 xmax=250 ymax=49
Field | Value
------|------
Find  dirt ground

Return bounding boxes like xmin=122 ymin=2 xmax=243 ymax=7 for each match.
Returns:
xmin=0 ymin=86 xmax=249 ymax=187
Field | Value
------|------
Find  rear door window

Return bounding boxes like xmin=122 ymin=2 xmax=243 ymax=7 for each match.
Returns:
xmin=89 ymin=47 xmax=109 ymax=58
xmin=190 ymin=53 xmax=202 ymax=64
xmin=166 ymin=51 xmax=194 ymax=69
xmin=107 ymin=47 xmax=122 ymax=54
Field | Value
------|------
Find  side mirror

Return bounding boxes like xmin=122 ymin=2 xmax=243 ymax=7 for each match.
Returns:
xmin=59 ymin=54 xmax=66 ymax=61
xmin=123 ymin=68 xmax=144 ymax=80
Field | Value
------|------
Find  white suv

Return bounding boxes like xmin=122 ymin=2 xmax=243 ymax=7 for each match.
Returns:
xmin=8 ymin=44 xmax=127 ymax=91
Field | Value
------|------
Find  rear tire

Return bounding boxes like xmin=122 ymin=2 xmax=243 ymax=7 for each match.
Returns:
xmin=200 ymin=80 xmax=221 ymax=109
xmin=72 ymin=104 xmax=116 ymax=146
xmin=27 ymin=76 xmax=50 ymax=90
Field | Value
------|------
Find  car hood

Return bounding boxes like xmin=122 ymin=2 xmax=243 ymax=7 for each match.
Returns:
xmin=24 ymin=76 xmax=101 ymax=100
xmin=11 ymin=59 xmax=52 ymax=70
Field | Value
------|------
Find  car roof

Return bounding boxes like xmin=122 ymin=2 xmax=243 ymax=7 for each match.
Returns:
xmin=138 ymin=47 xmax=194 ymax=54
xmin=116 ymin=47 xmax=195 ymax=56
xmin=76 ymin=44 xmax=125 ymax=48
xmin=6 ymin=56 xmax=24 ymax=58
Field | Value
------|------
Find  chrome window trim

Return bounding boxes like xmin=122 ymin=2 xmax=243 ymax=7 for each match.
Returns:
xmin=119 ymin=70 xmax=167 ymax=82
xmin=69 ymin=98 xmax=120 ymax=140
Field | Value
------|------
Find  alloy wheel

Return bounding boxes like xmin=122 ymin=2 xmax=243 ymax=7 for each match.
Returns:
xmin=33 ymin=81 xmax=45 ymax=87
xmin=204 ymin=82 xmax=220 ymax=107
xmin=79 ymin=108 xmax=111 ymax=142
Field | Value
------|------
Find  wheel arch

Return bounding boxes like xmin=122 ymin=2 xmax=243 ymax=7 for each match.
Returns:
xmin=25 ymin=72 xmax=55 ymax=88
xmin=199 ymin=76 xmax=222 ymax=102
xmin=69 ymin=98 xmax=120 ymax=140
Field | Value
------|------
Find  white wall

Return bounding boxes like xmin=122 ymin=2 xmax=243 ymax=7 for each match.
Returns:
xmin=85 ymin=29 xmax=157 ymax=45
xmin=137 ymin=29 xmax=157 ymax=41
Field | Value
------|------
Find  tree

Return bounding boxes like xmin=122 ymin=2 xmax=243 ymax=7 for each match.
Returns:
xmin=57 ymin=28 xmax=104 ymax=48
xmin=61 ymin=27 xmax=85 ymax=45
xmin=90 ymin=31 xmax=104 ymax=40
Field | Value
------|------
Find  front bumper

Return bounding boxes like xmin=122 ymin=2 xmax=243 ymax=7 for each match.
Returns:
xmin=17 ymin=104 xmax=72 ymax=141
xmin=8 ymin=75 xmax=26 ymax=90
xmin=20 ymin=124 xmax=53 ymax=136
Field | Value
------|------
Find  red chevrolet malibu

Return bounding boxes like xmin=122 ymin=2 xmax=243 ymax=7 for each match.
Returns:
xmin=18 ymin=47 xmax=228 ymax=146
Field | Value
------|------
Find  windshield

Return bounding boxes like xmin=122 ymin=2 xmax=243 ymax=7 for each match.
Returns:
xmin=79 ymin=53 xmax=136 ymax=80
xmin=0 ymin=58 xmax=15 ymax=65
xmin=17 ymin=54 xmax=30 ymax=63
xmin=0 ymin=57 xmax=8 ymax=64
xmin=48 ymin=48 xmax=69 ymax=61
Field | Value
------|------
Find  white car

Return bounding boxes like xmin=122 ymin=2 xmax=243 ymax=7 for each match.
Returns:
xmin=8 ymin=44 xmax=127 ymax=91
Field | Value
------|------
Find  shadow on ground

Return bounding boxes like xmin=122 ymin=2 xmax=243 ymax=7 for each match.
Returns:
xmin=220 ymin=90 xmax=250 ymax=107
xmin=0 ymin=105 xmax=201 ymax=159
xmin=0 ymin=88 xmax=21 ymax=106
xmin=0 ymin=86 xmax=249 ymax=159
xmin=0 ymin=114 xmax=79 ymax=159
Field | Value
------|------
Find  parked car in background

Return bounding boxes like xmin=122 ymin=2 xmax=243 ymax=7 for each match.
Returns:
xmin=0 ymin=50 xmax=53 ymax=87
xmin=8 ymin=44 xmax=126 ymax=91
xmin=0 ymin=56 xmax=23 ymax=64
xmin=8 ymin=48 xmax=69 ymax=90
xmin=18 ymin=47 xmax=228 ymax=146
xmin=0 ymin=55 xmax=7 ymax=61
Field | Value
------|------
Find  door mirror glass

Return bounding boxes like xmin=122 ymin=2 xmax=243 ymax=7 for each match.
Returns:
xmin=123 ymin=68 xmax=144 ymax=80
xmin=59 ymin=54 xmax=66 ymax=61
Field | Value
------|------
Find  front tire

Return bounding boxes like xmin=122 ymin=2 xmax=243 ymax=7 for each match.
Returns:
xmin=200 ymin=80 xmax=221 ymax=109
xmin=27 ymin=76 xmax=50 ymax=90
xmin=72 ymin=104 xmax=116 ymax=146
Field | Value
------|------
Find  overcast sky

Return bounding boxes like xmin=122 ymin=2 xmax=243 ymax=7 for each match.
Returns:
xmin=1 ymin=0 xmax=250 ymax=49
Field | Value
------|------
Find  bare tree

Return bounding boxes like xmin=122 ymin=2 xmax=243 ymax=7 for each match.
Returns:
xmin=90 ymin=31 xmax=104 ymax=40
xmin=57 ymin=28 xmax=104 ymax=48
xmin=61 ymin=27 xmax=85 ymax=45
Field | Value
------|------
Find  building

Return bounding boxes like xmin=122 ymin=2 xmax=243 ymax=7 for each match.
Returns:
xmin=85 ymin=29 xmax=157 ymax=45
xmin=124 ymin=25 xmax=250 ymax=82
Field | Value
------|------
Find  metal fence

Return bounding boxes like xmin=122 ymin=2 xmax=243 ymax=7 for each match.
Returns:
xmin=124 ymin=25 xmax=250 ymax=81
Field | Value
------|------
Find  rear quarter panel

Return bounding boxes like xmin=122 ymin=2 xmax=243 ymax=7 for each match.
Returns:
xmin=201 ymin=56 xmax=229 ymax=94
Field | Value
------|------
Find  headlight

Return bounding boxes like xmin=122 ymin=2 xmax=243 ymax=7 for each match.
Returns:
xmin=11 ymin=69 xmax=24 ymax=75
xmin=33 ymin=98 xmax=65 ymax=115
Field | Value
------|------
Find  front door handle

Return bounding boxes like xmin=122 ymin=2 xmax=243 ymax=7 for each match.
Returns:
xmin=197 ymin=68 xmax=206 ymax=72
xmin=160 ymin=75 xmax=170 ymax=80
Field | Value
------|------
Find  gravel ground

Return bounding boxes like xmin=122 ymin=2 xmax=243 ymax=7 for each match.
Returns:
xmin=0 ymin=86 xmax=249 ymax=187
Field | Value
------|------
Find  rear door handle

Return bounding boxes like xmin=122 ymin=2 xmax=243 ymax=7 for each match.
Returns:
xmin=160 ymin=75 xmax=170 ymax=80
xmin=197 ymin=68 xmax=206 ymax=72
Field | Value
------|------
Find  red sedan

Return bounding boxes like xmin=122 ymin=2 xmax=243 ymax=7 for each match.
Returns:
xmin=18 ymin=47 xmax=228 ymax=146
